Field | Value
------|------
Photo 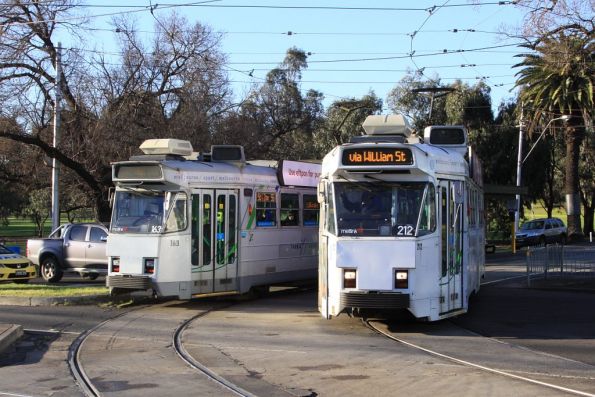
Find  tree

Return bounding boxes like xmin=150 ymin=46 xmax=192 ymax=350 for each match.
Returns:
xmin=0 ymin=3 xmax=230 ymax=221
xmin=514 ymin=25 xmax=594 ymax=237
xmin=580 ymin=127 xmax=595 ymax=234
xmin=387 ymin=71 xmax=448 ymax=133
xmin=234 ymin=48 xmax=324 ymax=160
xmin=314 ymin=93 xmax=383 ymax=157
xmin=445 ymin=80 xmax=494 ymax=131
xmin=22 ymin=189 xmax=51 ymax=237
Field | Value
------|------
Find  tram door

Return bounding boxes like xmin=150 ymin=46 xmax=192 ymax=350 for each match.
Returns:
xmin=438 ymin=180 xmax=464 ymax=314
xmin=191 ymin=189 xmax=239 ymax=294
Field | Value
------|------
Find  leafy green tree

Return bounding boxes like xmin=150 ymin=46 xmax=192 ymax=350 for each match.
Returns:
xmin=386 ymin=71 xmax=448 ymax=133
xmin=445 ymin=80 xmax=494 ymax=130
xmin=514 ymin=26 xmax=594 ymax=237
xmin=314 ymin=93 xmax=383 ymax=157
xmin=234 ymin=48 xmax=324 ymax=160
xmin=22 ymin=189 xmax=51 ymax=237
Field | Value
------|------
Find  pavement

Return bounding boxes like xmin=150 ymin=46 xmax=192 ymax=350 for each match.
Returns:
xmin=0 ymin=292 xmax=145 ymax=355
xmin=0 ymin=324 xmax=22 ymax=356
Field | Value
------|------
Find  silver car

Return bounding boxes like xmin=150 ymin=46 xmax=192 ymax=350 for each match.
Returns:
xmin=515 ymin=217 xmax=567 ymax=248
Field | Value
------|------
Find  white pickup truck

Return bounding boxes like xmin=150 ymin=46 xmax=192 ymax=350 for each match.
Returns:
xmin=26 ymin=223 xmax=109 ymax=282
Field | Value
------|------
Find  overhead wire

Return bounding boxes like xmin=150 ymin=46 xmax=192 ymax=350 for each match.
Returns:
xmin=4 ymin=0 xmax=576 ymax=110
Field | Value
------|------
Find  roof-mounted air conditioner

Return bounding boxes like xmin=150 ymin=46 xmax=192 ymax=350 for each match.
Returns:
xmin=139 ymin=139 xmax=193 ymax=156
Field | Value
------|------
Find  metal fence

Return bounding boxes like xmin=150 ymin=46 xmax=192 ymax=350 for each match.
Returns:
xmin=526 ymin=244 xmax=595 ymax=287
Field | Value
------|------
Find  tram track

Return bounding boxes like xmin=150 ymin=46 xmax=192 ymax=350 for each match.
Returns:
xmin=173 ymin=305 xmax=257 ymax=397
xmin=62 ymin=296 xmax=267 ymax=397
xmin=172 ymin=285 xmax=317 ymax=397
xmin=66 ymin=306 xmax=146 ymax=397
xmin=362 ymin=318 xmax=595 ymax=397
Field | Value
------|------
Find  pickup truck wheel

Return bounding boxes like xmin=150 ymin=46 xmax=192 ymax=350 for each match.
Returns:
xmin=41 ymin=257 xmax=63 ymax=282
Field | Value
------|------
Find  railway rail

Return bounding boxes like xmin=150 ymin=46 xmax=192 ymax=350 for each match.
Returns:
xmin=363 ymin=318 xmax=595 ymax=397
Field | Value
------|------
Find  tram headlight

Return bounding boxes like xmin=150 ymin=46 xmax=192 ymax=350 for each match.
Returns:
xmin=111 ymin=257 xmax=120 ymax=273
xmin=144 ymin=258 xmax=156 ymax=274
xmin=343 ymin=269 xmax=357 ymax=289
xmin=395 ymin=270 xmax=408 ymax=289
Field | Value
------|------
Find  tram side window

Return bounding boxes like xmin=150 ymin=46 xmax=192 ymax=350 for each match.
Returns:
xmin=165 ymin=193 xmax=187 ymax=232
xmin=303 ymin=194 xmax=320 ymax=227
xmin=280 ymin=193 xmax=299 ymax=227
xmin=326 ymin=185 xmax=336 ymax=235
xmin=256 ymin=192 xmax=277 ymax=227
xmin=417 ymin=184 xmax=436 ymax=236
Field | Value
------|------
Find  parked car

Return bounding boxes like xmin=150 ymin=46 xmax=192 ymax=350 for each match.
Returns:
xmin=515 ymin=217 xmax=567 ymax=248
xmin=26 ymin=223 xmax=108 ymax=282
xmin=0 ymin=243 xmax=37 ymax=283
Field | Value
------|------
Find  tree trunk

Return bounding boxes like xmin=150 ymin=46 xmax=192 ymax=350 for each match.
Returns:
xmin=564 ymin=121 xmax=584 ymax=238
xmin=582 ymin=191 xmax=594 ymax=236
xmin=94 ymin=190 xmax=112 ymax=223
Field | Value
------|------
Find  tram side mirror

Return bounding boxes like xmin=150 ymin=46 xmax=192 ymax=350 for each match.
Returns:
xmin=317 ymin=181 xmax=326 ymax=204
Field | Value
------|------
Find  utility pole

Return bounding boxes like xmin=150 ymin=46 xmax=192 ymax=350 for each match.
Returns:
xmin=514 ymin=104 xmax=524 ymax=253
xmin=51 ymin=44 xmax=62 ymax=232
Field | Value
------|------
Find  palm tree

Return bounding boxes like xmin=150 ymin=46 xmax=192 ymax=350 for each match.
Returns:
xmin=514 ymin=25 xmax=594 ymax=238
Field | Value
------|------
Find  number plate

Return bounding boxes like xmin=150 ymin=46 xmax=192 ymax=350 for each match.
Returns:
xmin=15 ymin=270 xmax=27 ymax=277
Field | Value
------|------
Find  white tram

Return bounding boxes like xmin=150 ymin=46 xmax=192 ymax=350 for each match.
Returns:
xmin=317 ymin=115 xmax=485 ymax=321
xmin=107 ymin=139 xmax=321 ymax=299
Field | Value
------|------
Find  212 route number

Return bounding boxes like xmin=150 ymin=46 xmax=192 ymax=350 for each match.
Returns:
xmin=396 ymin=225 xmax=414 ymax=236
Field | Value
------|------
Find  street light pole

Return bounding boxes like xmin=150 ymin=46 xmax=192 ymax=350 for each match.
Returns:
xmin=51 ymin=44 xmax=62 ymax=232
xmin=514 ymin=106 xmax=525 ymax=253
xmin=514 ymin=113 xmax=570 ymax=252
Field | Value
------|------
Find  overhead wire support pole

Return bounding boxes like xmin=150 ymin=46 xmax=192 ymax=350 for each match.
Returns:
xmin=51 ymin=43 xmax=62 ymax=232
xmin=514 ymin=104 xmax=524 ymax=254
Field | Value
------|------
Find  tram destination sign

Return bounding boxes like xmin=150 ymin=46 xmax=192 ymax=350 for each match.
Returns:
xmin=341 ymin=147 xmax=413 ymax=166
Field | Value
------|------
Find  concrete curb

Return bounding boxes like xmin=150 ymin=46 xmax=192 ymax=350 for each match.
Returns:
xmin=0 ymin=324 xmax=23 ymax=355
xmin=0 ymin=294 xmax=137 ymax=306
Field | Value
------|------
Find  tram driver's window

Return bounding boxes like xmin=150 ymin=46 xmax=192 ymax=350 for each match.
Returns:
xmin=256 ymin=192 xmax=277 ymax=227
xmin=280 ymin=193 xmax=299 ymax=227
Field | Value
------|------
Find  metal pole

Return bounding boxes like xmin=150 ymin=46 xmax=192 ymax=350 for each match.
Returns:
xmin=514 ymin=105 xmax=524 ymax=253
xmin=51 ymin=44 xmax=62 ymax=232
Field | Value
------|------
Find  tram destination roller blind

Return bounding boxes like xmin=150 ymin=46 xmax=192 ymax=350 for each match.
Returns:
xmin=114 ymin=164 xmax=163 ymax=180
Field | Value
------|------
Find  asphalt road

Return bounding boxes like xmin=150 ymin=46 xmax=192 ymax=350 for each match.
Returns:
xmin=0 ymin=248 xmax=594 ymax=396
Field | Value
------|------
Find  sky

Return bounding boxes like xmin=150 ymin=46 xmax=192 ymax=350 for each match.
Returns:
xmin=59 ymin=0 xmax=532 ymax=113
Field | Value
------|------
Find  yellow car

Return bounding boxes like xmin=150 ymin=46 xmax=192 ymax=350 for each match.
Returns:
xmin=0 ymin=243 xmax=36 ymax=283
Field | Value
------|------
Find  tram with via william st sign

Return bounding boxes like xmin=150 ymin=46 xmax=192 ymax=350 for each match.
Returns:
xmin=107 ymin=139 xmax=321 ymax=299
xmin=317 ymin=115 xmax=485 ymax=321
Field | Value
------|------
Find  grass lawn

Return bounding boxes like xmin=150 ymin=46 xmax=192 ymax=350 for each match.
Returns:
xmin=522 ymin=203 xmax=568 ymax=223
xmin=0 ymin=282 xmax=108 ymax=297
xmin=0 ymin=216 xmax=75 ymax=238
xmin=0 ymin=216 xmax=95 ymax=253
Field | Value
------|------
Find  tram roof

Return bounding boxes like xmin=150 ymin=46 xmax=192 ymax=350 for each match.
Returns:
xmin=112 ymin=158 xmax=320 ymax=189
xmin=321 ymin=141 xmax=469 ymax=180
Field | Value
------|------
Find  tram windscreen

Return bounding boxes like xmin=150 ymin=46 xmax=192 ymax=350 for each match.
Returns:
xmin=333 ymin=182 xmax=435 ymax=237
xmin=110 ymin=190 xmax=167 ymax=234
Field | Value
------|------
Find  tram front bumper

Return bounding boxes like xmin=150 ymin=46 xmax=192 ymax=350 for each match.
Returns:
xmin=340 ymin=291 xmax=409 ymax=310
xmin=107 ymin=275 xmax=153 ymax=292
